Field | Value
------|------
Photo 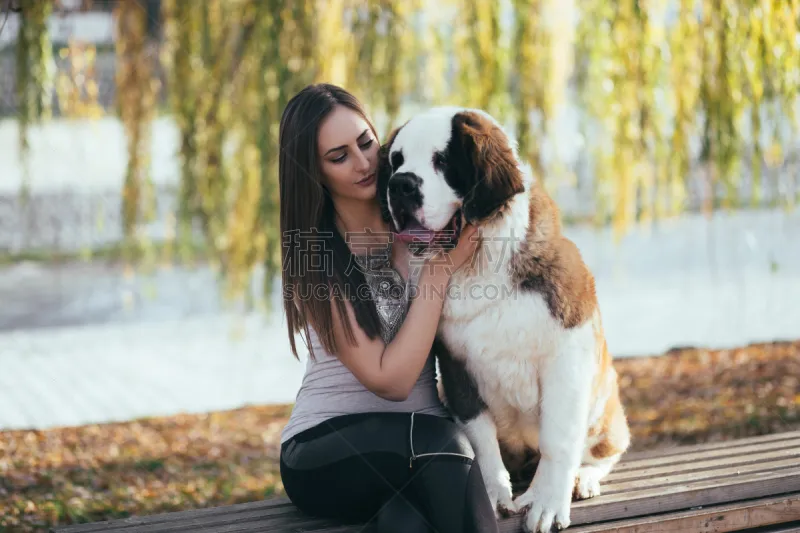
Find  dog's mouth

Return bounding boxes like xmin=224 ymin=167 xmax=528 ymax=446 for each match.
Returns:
xmin=391 ymin=209 xmax=463 ymax=248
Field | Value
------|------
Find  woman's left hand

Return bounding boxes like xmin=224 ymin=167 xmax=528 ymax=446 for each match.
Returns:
xmin=426 ymin=224 xmax=479 ymax=278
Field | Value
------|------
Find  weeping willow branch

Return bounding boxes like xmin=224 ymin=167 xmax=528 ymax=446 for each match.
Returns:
xmin=419 ymin=2 xmax=449 ymax=105
xmin=222 ymin=0 xmax=284 ymax=306
xmin=248 ymin=0 xmax=318 ymax=304
xmin=136 ymin=0 xmax=800 ymax=307
xmin=115 ymin=0 xmax=159 ymax=262
xmin=314 ymin=0 xmax=349 ymax=87
xmin=15 ymin=0 xmax=52 ymax=203
xmin=193 ymin=0 xmax=264 ymax=254
xmin=381 ymin=0 xmax=406 ymax=135
xmin=346 ymin=1 xmax=380 ymax=105
xmin=511 ymin=0 xmax=536 ymax=172
xmin=161 ymin=0 xmax=201 ymax=260
xmin=667 ymin=0 xmax=701 ymax=217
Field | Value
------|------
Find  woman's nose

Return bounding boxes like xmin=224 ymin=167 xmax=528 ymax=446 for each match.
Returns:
xmin=353 ymin=148 xmax=370 ymax=171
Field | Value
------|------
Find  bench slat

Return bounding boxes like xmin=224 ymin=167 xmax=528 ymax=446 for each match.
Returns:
xmin=748 ymin=523 xmax=800 ymax=532
xmin=621 ymin=431 xmax=800 ymax=462
xmin=603 ymin=457 xmax=800 ymax=496
xmin=499 ymin=467 xmax=800 ymax=531
xmin=606 ymin=446 xmax=800 ymax=483
xmin=613 ymin=438 xmax=800 ymax=473
xmin=566 ymin=492 xmax=800 ymax=533
xmin=53 ymin=499 xmax=298 ymax=533
xmin=50 ymin=432 xmax=800 ymax=533
xmin=121 ymin=510 xmax=336 ymax=533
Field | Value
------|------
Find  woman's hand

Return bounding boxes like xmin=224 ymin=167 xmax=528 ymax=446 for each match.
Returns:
xmin=445 ymin=223 xmax=479 ymax=272
xmin=330 ymin=224 xmax=479 ymax=403
xmin=421 ymin=224 xmax=480 ymax=282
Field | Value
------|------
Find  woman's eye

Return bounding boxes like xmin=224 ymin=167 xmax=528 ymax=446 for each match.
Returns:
xmin=330 ymin=140 xmax=373 ymax=164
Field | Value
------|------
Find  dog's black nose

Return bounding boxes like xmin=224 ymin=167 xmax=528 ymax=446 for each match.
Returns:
xmin=388 ymin=173 xmax=419 ymax=198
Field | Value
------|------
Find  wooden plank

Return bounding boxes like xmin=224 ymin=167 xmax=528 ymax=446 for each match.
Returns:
xmin=499 ymin=467 xmax=800 ymax=531
xmin=51 ymin=499 xmax=297 ymax=533
xmin=603 ymin=457 xmax=800 ymax=496
xmin=51 ymin=431 xmax=800 ymax=532
xmin=129 ymin=511 xmax=335 ymax=533
xmin=607 ymin=447 xmax=800 ymax=483
xmin=743 ymin=522 xmax=800 ymax=532
xmin=613 ymin=438 xmax=800 ymax=473
xmin=621 ymin=432 xmax=800 ymax=462
xmin=54 ymin=510 xmax=336 ymax=533
xmin=313 ymin=526 xmax=377 ymax=533
xmin=511 ymin=447 xmax=799 ymax=497
xmin=565 ymin=493 xmax=800 ymax=533
xmin=112 ymin=494 xmax=800 ymax=533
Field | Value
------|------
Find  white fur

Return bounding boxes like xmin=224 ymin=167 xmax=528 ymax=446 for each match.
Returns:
xmin=440 ymin=186 xmax=598 ymax=532
xmin=390 ymin=107 xmax=609 ymax=532
xmin=461 ymin=411 xmax=516 ymax=515
xmin=390 ymin=107 xmax=464 ymax=230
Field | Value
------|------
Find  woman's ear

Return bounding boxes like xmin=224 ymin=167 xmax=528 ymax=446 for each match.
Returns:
xmin=453 ymin=111 xmax=525 ymax=223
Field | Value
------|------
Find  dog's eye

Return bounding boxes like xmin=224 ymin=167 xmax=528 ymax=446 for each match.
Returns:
xmin=432 ymin=152 xmax=446 ymax=171
xmin=391 ymin=151 xmax=404 ymax=170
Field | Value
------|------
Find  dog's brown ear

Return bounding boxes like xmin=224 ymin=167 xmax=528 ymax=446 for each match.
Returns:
xmin=453 ymin=111 xmax=525 ymax=223
xmin=377 ymin=125 xmax=404 ymax=223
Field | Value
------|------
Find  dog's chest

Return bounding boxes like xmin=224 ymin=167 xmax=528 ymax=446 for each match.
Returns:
xmin=439 ymin=275 xmax=561 ymax=414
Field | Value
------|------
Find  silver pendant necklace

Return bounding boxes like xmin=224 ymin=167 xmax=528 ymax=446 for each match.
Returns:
xmin=352 ymin=242 xmax=410 ymax=344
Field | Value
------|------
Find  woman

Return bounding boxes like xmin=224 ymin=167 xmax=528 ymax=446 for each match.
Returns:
xmin=278 ymin=83 xmax=500 ymax=533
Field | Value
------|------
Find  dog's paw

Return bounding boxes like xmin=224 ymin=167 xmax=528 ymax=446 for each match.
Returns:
xmin=513 ymin=464 xmax=572 ymax=532
xmin=484 ymin=468 xmax=516 ymax=517
xmin=514 ymin=484 xmax=571 ymax=532
xmin=573 ymin=466 xmax=602 ymax=501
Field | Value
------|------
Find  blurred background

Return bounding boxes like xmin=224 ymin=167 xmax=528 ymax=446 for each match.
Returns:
xmin=1 ymin=0 xmax=799 ymax=426
xmin=0 ymin=0 xmax=799 ymax=528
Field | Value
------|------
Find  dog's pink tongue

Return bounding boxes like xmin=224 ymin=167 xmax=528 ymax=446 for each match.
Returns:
xmin=395 ymin=219 xmax=435 ymax=243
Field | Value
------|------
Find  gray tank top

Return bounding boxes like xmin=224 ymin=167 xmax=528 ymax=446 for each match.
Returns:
xmin=280 ymin=242 xmax=449 ymax=444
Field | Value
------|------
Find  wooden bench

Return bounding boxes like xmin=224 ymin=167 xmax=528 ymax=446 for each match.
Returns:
xmin=51 ymin=430 xmax=800 ymax=533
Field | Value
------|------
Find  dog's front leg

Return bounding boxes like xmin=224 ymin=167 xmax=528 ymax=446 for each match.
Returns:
xmin=462 ymin=411 xmax=515 ymax=516
xmin=513 ymin=329 xmax=594 ymax=532
xmin=437 ymin=341 xmax=514 ymax=517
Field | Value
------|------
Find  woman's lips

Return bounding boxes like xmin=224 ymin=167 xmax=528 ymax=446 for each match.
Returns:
xmin=355 ymin=173 xmax=376 ymax=186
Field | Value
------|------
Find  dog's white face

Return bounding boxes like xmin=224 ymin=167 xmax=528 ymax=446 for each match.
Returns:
xmin=377 ymin=107 xmax=524 ymax=255
xmin=386 ymin=106 xmax=464 ymax=236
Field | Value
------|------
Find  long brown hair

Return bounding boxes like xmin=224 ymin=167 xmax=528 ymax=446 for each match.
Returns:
xmin=279 ymin=83 xmax=383 ymax=360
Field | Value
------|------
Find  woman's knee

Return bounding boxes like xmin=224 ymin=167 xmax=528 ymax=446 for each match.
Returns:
xmin=412 ymin=414 xmax=476 ymax=459
xmin=377 ymin=491 xmax=432 ymax=533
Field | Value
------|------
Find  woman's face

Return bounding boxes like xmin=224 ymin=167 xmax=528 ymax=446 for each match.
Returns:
xmin=317 ymin=105 xmax=379 ymax=202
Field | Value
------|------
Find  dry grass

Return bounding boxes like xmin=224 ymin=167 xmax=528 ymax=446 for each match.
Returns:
xmin=1 ymin=341 xmax=798 ymax=532
xmin=617 ymin=340 xmax=800 ymax=451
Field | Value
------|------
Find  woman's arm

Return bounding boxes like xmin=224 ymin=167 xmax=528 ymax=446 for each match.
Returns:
xmin=331 ymin=225 xmax=479 ymax=401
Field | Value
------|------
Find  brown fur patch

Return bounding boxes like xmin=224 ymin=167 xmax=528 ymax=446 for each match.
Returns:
xmin=509 ymin=182 xmax=598 ymax=329
xmin=589 ymin=368 xmax=630 ymax=459
xmin=586 ymin=310 xmax=630 ymax=457
xmin=453 ymin=111 xmax=526 ymax=224
xmin=590 ymin=382 xmax=629 ymax=459
xmin=592 ymin=311 xmax=612 ymax=401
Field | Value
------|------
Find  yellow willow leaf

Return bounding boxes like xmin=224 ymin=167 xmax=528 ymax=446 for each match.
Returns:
xmin=314 ymin=0 xmax=347 ymax=84
xmin=546 ymin=0 xmax=574 ymax=114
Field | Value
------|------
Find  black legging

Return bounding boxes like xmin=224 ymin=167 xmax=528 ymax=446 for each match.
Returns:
xmin=279 ymin=412 xmax=500 ymax=533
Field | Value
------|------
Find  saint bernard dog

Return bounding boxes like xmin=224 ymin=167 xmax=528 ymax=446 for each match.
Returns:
xmin=377 ymin=107 xmax=630 ymax=532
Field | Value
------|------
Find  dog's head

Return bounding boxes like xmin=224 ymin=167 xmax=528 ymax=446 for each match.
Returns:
xmin=377 ymin=107 xmax=526 ymax=255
